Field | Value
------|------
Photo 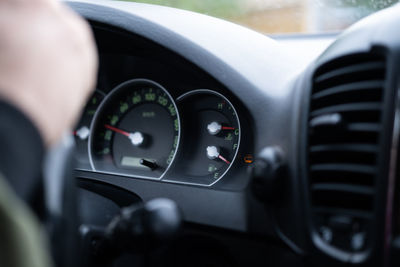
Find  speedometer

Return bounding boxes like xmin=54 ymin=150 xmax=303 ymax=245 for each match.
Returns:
xmin=89 ymin=79 xmax=180 ymax=180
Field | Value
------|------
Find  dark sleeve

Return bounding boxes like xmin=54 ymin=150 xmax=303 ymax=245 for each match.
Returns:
xmin=0 ymin=100 xmax=45 ymax=207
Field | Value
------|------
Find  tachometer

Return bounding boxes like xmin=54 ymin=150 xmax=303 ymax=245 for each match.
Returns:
xmin=74 ymin=89 xmax=105 ymax=169
xmin=89 ymin=79 xmax=180 ymax=180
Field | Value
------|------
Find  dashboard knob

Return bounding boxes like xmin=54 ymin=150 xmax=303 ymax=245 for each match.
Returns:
xmin=206 ymin=145 xmax=220 ymax=160
xmin=249 ymin=147 xmax=286 ymax=202
xmin=128 ymin=131 xmax=145 ymax=146
xmin=207 ymin=121 xmax=222 ymax=135
xmin=105 ymin=198 xmax=182 ymax=252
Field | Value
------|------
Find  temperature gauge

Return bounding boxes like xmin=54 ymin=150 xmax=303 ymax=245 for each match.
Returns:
xmin=164 ymin=89 xmax=241 ymax=186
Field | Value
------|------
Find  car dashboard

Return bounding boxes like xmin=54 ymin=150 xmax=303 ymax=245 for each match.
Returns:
xmin=67 ymin=1 xmax=400 ymax=266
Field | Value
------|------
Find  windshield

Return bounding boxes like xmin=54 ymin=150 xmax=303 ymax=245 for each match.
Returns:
xmin=120 ymin=0 xmax=399 ymax=34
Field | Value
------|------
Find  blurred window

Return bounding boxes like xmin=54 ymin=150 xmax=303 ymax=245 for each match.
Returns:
xmin=120 ymin=0 xmax=400 ymax=34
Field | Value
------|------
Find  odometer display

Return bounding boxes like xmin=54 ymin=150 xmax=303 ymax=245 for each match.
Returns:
xmin=89 ymin=79 xmax=180 ymax=180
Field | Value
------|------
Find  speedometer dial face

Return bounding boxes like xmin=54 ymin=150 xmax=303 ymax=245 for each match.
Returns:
xmin=89 ymin=79 xmax=180 ymax=180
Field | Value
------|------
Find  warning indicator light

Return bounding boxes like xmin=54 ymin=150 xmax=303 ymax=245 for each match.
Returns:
xmin=244 ymin=154 xmax=253 ymax=164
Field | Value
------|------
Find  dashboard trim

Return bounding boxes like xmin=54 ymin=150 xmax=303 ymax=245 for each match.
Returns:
xmin=384 ymin=84 xmax=400 ymax=266
xmin=66 ymin=2 xmax=400 ymax=264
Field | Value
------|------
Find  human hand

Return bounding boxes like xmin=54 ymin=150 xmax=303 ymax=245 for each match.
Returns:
xmin=0 ymin=0 xmax=98 ymax=146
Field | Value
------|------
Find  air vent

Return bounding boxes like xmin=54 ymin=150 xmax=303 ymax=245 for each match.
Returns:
xmin=307 ymin=53 xmax=386 ymax=254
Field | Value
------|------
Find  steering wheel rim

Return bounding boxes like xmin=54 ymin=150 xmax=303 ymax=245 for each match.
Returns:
xmin=43 ymin=134 xmax=79 ymax=267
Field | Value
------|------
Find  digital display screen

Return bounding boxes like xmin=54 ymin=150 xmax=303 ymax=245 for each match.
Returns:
xmin=120 ymin=157 xmax=155 ymax=169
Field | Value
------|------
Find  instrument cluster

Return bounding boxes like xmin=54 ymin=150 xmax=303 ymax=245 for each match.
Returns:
xmin=74 ymin=78 xmax=244 ymax=186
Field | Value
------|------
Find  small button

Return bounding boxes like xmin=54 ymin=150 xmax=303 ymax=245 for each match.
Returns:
xmin=351 ymin=232 xmax=366 ymax=251
xmin=320 ymin=226 xmax=333 ymax=243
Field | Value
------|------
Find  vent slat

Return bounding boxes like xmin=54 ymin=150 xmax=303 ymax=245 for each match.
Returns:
xmin=347 ymin=123 xmax=380 ymax=132
xmin=310 ymin=144 xmax=378 ymax=153
xmin=310 ymin=163 xmax=376 ymax=175
xmin=309 ymin=122 xmax=380 ymax=133
xmin=310 ymin=102 xmax=381 ymax=117
xmin=313 ymin=207 xmax=372 ymax=220
xmin=311 ymin=183 xmax=374 ymax=195
xmin=312 ymin=80 xmax=383 ymax=100
xmin=315 ymin=61 xmax=385 ymax=84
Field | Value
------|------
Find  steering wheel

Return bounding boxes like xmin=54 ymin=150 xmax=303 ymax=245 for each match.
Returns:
xmin=41 ymin=133 xmax=182 ymax=267
xmin=42 ymin=134 xmax=79 ymax=267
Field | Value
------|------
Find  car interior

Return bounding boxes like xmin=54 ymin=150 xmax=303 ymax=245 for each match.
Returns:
xmin=44 ymin=1 xmax=400 ymax=266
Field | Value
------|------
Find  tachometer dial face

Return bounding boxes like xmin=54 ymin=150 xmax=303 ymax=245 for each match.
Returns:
xmin=89 ymin=79 xmax=180 ymax=180
xmin=74 ymin=90 xmax=105 ymax=169
xmin=165 ymin=89 xmax=241 ymax=186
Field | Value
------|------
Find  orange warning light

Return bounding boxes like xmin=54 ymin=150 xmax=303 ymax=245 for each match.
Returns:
xmin=244 ymin=154 xmax=253 ymax=164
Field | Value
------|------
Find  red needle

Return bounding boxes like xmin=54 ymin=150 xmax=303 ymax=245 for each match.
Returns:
xmin=218 ymin=155 xmax=231 ymax=165
xmin=104 ymin=124 xmax=130 ymax=137
xmin=221 ymin=126 xmax=235 ymax=130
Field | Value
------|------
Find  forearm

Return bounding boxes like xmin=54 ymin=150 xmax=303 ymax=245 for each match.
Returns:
xmin=0 ymin=173 xmax=52 ymax=267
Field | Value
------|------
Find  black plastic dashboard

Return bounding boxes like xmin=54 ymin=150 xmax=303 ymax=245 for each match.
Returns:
xmin=67 ymin=1 xmax=400 ymax=266
xmin=76 ymin=30 xmax=252 ymax=188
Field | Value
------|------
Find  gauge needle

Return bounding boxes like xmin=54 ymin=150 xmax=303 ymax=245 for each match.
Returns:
xmin=104 ymin=124 xmax=144 ymax=146
xmin=218 ymin=155 xmax=231 ymax=165
xmin=221 ymin=126 xmax=235 ymax=130
xmin=207 ymin=122 xmax=235 ymax=135
xmin=140 ymin=159 xmax=158 ymax=170
xmin=105 ymin=124 xmax=130 ymax=137
xmin=206 ymin=146 xmax=231 ymax=165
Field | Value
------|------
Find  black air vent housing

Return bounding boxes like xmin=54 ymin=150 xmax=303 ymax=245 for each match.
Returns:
xmin=307 ymin=53 xmax=387 ymax=256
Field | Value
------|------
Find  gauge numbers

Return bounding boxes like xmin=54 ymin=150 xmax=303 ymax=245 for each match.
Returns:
xmin=89 ymin=79 xmax=180 ymax=180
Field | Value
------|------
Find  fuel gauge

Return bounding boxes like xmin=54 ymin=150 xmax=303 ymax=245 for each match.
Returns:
xmin=164 ymin=89 xmax=241 ymax=186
